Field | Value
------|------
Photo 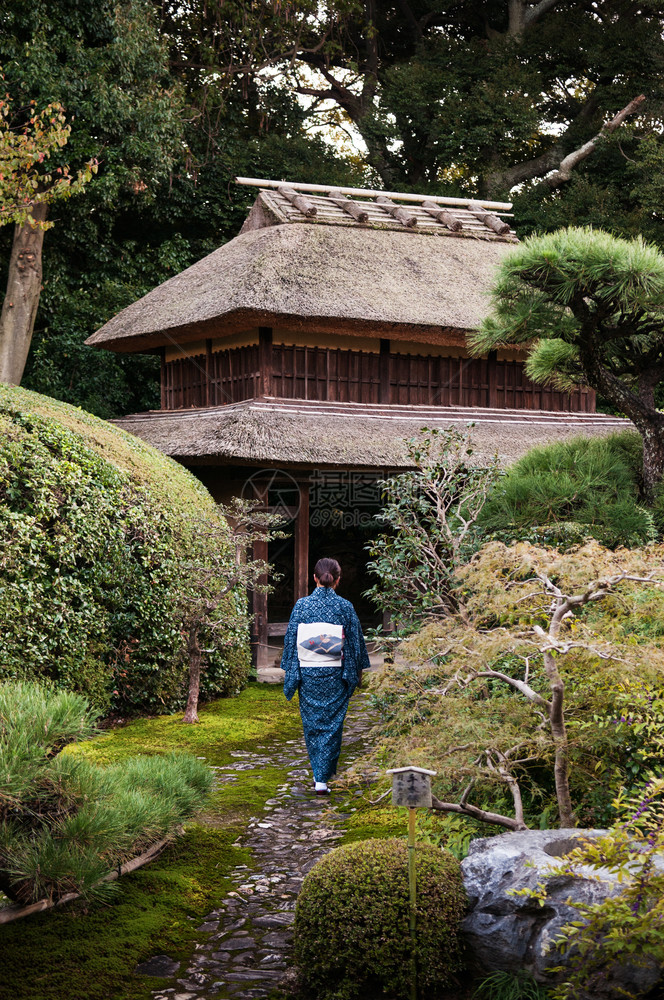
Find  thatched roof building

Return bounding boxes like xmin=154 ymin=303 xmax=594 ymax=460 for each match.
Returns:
xmin=87 ymin=182 xmax=518 ymax=353
xmin=87 ymin=178 xmax=627 ymax=663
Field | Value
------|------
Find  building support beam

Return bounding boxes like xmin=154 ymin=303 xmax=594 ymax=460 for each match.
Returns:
xmin=251 ymin=481 xmax=270 ymax=669
xmin=205 ymin=338 xmax=212 ymax=407
xmin=294 ymin=479 xmax=310 ymax=602
xmin=159 ymin=348 xmax=166 ymax=410
xmin=259 ymin=326 xmax=273 ymax=398
xmin=488 ymin=350 xmax=498 ymax=408
xmin=379 ymin=339 xmax=391 ymax=404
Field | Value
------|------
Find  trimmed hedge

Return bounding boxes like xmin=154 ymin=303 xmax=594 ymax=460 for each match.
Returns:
xmin=294 ymin=837 xmax=467 ymax=999
xmin=0 ymin=385 xmax=250 ymax=714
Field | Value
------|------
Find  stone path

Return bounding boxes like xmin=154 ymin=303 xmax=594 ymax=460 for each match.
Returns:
xmin=140 ymin=694 xmax=376 ymax=1000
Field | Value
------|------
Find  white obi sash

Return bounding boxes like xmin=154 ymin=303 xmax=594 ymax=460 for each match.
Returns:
xmin=297 ymin=622 xmax=345 ymax=667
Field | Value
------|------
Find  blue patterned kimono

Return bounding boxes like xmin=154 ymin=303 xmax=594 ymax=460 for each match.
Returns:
xmin=280 ymin=587 xmax=371 ymax=782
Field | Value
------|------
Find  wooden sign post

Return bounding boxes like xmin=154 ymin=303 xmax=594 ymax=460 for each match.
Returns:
xmin=387 ymin=766 xmax=437 ymax=1000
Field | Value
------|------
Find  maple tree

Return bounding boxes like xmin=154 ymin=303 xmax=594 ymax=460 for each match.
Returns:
xmin=0 ymin=93 xmax=97 ymax=385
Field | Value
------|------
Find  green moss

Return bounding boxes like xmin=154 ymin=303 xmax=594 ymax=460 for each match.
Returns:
xmin=0 ymin=685 xmax=302 ymax=1000
xmin=341 ymin=805 xmax=406 ymax=845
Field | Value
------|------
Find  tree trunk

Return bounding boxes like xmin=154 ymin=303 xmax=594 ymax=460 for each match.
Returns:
xmin=182 ymin=624 xmax=202 ymax=724
xmin=578 ymin=340 xmax=664 ymax=501
xmin=641 ymin=423 xmax=664 ymax=503
xmin=542 ymin=627 xmax=575 ymax=827
xmin=0 ymin=204 xmax=48 ymax=385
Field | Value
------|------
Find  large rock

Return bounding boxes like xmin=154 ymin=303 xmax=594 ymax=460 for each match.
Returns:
xmin=461 ymin=829 xmax=661 ymax=998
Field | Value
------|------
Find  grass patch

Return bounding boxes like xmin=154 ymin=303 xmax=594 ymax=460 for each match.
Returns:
xmin=1 ymin=684 xmax=301 ymax=1000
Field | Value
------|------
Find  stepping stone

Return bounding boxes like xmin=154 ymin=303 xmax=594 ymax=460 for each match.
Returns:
xmin=252 ymin=913 xmax=294 ymax=928
xmin=218 ymin=937 xmax=256 ymax=950
xmin=225 ymin=970 xmax=283 ymax=981
xmin=260 ymin=931 xmax=292 ymax=948
xmin=134 ymin=955 xmax=181 ymax=977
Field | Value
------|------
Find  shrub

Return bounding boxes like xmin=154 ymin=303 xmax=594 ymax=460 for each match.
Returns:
xmin=0 ymin=384 xmax=250 ymax=714
xmin=369 ymin=541 xmax=664 ymax=833
xmin=0 ymin=680 xmax=213 ymax=904
xmin=365 ymin=427 xmax=499 ymax=631
xmin=479 ymin=432 xmax=655 ymax=548
xmin=294 ymin=837 xmax=467 ymax=1000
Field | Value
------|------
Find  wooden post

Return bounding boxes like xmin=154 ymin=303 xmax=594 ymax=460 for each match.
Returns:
xmin=252 ymin=482 xmax=270 ymax=669
xmin=387 ymin=767 xmax=436 ymax=1000
xmin=205 ymin=339 xmax=212 ymax=407
xmin=379 ymin=339 xmax=391 ymax=404
xmin=159 ymin=348 xmax=166 ymax=410
xmin=378 ymin=337 xmax=391 ymax=404
xmin=259 ymin=327 xmax=273 ymax=399
xmin=408 ymin=807 xmax=417 ymax=1000
xmin=488 ymin=349 xmax=498 ymax=408
xmin=294 ymin=479 xmax=310 ymax=602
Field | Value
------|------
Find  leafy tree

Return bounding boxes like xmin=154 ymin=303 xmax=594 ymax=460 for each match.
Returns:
xmin=0 ymin=95 xmax=97 ymax=385
xmin=0 ymin=1 xmax=364 ymax=416
xmin=521 ymin=782 xmax=664 ymax=999
xmin=183 ymin=1 xmax=664 ymax=227
xmin=470 ymin=228 xmax=664 ymax=500
xmin=176 ymin=499 xmax=283 ymax=725
xmin=0 ymin=0 xmax=184 ymax=403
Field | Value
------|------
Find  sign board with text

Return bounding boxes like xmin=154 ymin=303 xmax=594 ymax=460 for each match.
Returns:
xmin=387 ymin=766 xmax=437 ymax=809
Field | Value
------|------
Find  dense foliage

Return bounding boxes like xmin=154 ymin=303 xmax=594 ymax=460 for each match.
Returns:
xmin=0 ymin=0 xmax=362 ymax=415
xmin=471 ymin=228 xmax=664 ymax=496
xmin=3 ymin=3 xmax=664 ymax=412
xmin=294 ymin=837 xmax=467 ymax=1000
xmin=369 ymin=540 xmax=664 ymax=832
xmin=0 ymin=680 xmax=212 ymax=904
xmin=480 ymin=432 xmax=657 ymax=549
xmin=0 ymin=385 xmax=250 ymax=714
xmin=366 ymin=428 xmax=499 ymax=631
xmin=170 ymin=1 xmax=664 ymax=245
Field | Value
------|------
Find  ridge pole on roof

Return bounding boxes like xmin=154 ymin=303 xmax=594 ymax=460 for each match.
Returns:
xmin=467 ymin=201 xmax=511 ymax=236
xmin=328 ymin=189 xmax=369 ymax=224
xmin=235 ymin=176 xmax=513 ymax=213
xmin=375 ymin=194 xmax=418 ymax=228
xmin=421 ymin=200 xmax=463 ymax=232
xmin=278 ymin=185 xmax=317 ymax=218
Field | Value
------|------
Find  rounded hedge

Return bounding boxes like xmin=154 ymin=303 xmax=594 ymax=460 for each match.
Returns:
xmin=0 ymin=384 xmax=250 ymax=714
xmin=294 ymin=837 xmax=467 ymax=1000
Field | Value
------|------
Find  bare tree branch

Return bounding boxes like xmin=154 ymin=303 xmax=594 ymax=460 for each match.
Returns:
xmin=544 ymin=94 xmax=646 ymax=189
xmin=431 ymin=794 xmax=527 ymax=831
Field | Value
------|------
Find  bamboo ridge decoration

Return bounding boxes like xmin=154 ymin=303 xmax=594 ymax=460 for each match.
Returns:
xmin=235 ymin=176 xmax=513 ymax=213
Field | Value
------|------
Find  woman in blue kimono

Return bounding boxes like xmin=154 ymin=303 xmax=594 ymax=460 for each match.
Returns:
xmin=281 ymin=557 xmax=370 ymax=795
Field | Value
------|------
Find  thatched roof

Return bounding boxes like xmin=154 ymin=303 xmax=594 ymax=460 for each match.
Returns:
xmin=237 ymin=182 xmax=517 ymax=239
xmin=113 ymin=398 xmax=629 ymax=470
xmin=86 ymin=180 xmax=518 ymax=354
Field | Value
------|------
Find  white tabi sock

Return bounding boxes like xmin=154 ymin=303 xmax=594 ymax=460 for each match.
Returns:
xmin=314 ymin=781 xmax=328 ymax=792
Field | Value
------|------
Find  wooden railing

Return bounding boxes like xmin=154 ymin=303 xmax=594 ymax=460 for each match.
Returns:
xmin=161 ymin=343 xmax=595 ymax=413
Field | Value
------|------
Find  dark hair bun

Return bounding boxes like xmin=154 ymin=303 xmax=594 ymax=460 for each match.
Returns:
xmin=314 ymin=557 xmax=341 ymax=588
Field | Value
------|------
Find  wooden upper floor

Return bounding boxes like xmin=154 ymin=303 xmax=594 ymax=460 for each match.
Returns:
xmin=161 ymin=326 xmax=595 ymax=414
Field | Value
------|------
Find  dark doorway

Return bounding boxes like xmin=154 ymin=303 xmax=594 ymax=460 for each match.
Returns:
xmin=307 ymin=470 xmax=384 ymax=627
xmin=308 ymin=519 xmax=380 ymax=625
